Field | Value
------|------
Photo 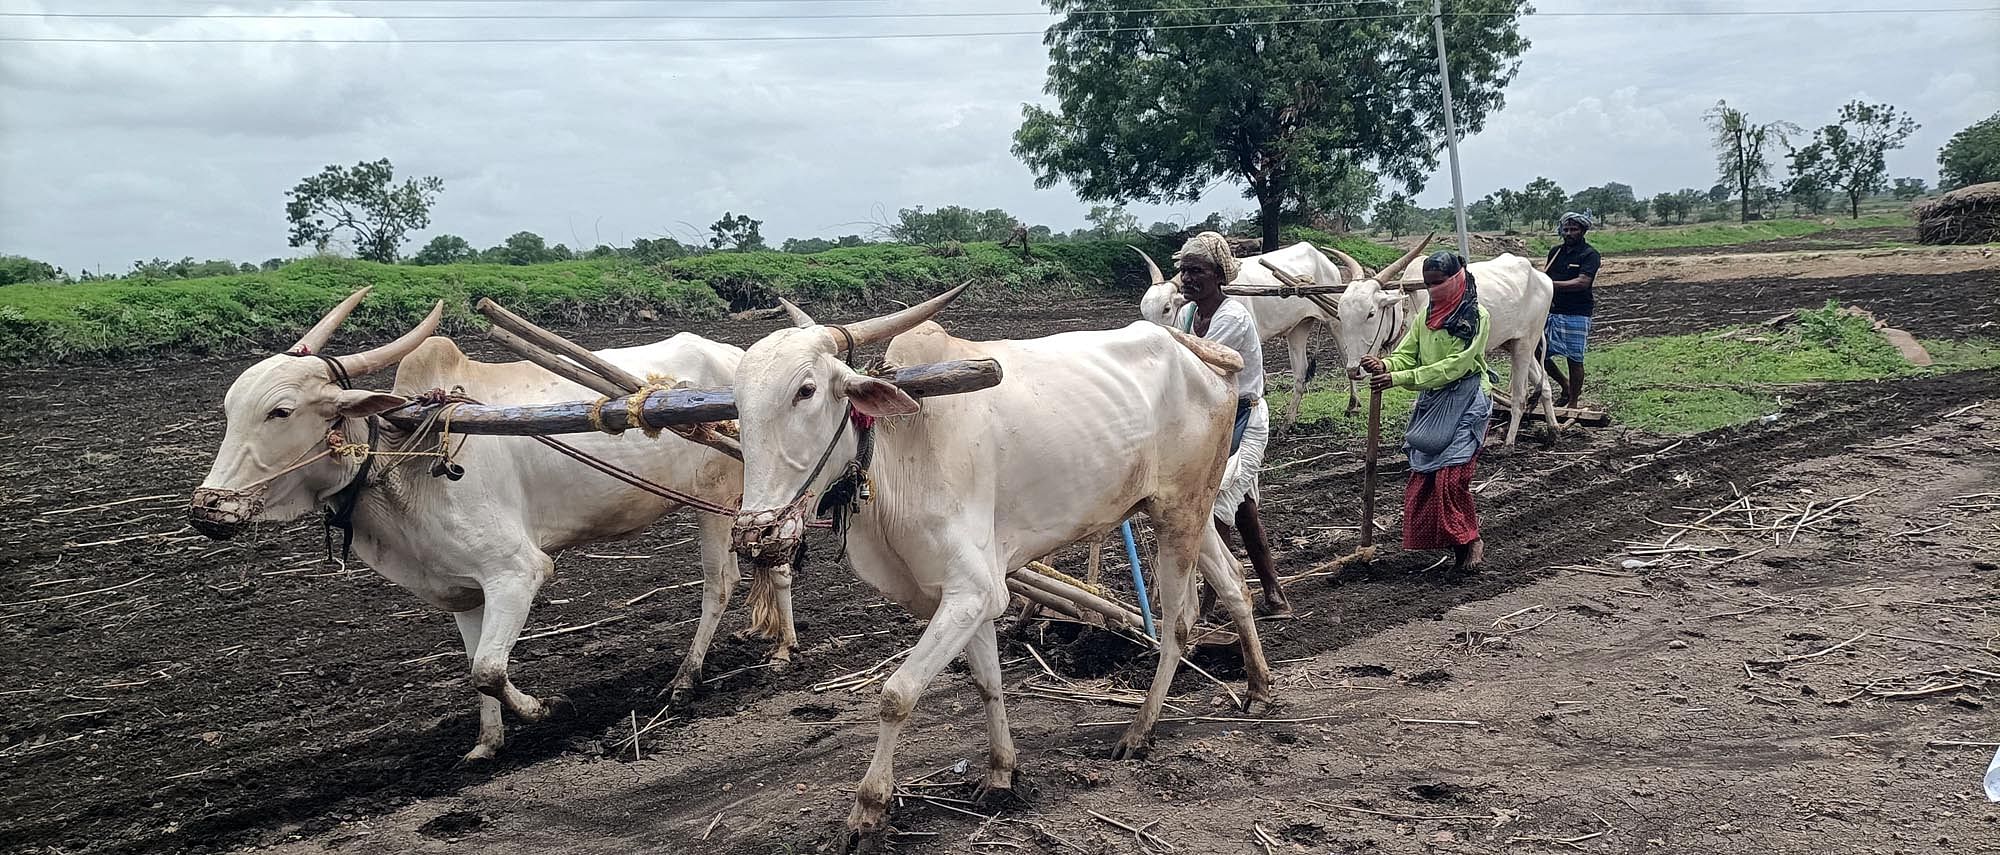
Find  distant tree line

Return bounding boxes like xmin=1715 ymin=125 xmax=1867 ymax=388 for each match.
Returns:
xmin=13 ymin=102 xmax=1993 ymax=286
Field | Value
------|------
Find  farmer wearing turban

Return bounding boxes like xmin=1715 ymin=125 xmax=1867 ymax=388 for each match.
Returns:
xmin=1172 ymin=232 xmax=1286 ymax=614
xmin=1542 ymin=212 xmax=1601 ymax=407
xmin=1360 ymin=250 xmax=1492 ymax=572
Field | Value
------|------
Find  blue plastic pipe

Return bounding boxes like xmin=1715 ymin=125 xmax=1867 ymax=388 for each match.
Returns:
xmin=1119 ymin=520 xmax=1156 ymax=639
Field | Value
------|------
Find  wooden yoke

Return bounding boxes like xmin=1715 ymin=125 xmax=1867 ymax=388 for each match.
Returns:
xmin=474 ymin=298 xmax=742 ymax=459
xmin=383 ymin=358 xmax=1005 ymax=438
xmin=1240 ymin=258 xmax=1343 ymax=320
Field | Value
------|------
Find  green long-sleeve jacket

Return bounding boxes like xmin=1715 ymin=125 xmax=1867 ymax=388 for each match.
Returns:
xmin=1384 ymin=306 xmax=1492 ymax=391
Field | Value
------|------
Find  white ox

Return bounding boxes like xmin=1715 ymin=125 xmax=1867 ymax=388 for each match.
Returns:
xmin=1136 ymin=242 xmax=1358 ymax=424
xmin=1325 ymin=239 xmax=1559 ymax=445
xmin=728 ymin=287 xmax=1275 ymax=845
xmin=188 ymin=289 xmax=794 ymax=761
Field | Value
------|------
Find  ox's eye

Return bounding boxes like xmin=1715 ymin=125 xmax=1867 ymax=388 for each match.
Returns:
xmin=795 ymin=383 xmax=816 ymax=402
xmin=266 ymin=407 xmax=293 ymax=421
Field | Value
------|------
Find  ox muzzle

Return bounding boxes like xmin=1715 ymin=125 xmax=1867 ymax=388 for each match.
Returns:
xmin=731 ymin=495 xmax=811 ymax=567
xmin=188 ymin=487 xmax=263 ymax=541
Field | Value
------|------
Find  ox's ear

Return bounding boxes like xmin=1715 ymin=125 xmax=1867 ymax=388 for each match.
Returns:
xmin=1373 ymin=290 xmax=1403 ymax=308
xmin=840 ymin=374 xmax=920 ymax=419
xmin=333 ymin=389 xmax=409 ymax=418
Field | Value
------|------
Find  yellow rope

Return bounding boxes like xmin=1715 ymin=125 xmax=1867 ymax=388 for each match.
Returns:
xmin=628 ymin=384 xmax=668 ymax=439
xmin=587 ymin=395 xmax=620 ymax=435
xmin=1024 ymin=560 xmax=1111 ymax=598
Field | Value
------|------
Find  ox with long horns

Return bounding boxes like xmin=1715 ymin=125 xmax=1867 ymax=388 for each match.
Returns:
xmin=729 ymin=285 xmax=1274 ymax=848
xmin=191 ymin=289 xmax=795 ymax=761
xmin=1133 ymin=241 xmax=1361 ymax=423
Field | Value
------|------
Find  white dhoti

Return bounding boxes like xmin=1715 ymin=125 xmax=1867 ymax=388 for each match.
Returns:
xmin=1213 ymin=397 xmax=1268 ymax=522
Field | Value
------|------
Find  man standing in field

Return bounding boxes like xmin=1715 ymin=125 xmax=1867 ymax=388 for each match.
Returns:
xmin=1173 ymin=231 xmax=1288 ymax=615
xmin=1542 ymin=212 xmax=1600 ymax=406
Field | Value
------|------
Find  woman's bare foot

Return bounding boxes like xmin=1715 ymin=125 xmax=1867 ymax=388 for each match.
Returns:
xmin=1462 ymin=538 xmax=1485 ymax=570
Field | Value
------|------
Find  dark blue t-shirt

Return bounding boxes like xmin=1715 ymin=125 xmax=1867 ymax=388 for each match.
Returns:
xmin=1545 ymin=242 xmax=1601 ymax=317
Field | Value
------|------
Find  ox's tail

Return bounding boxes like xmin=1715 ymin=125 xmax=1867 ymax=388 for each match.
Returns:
xmin=745 ymin=563 xmax=789 ymax=639
xmin=1301 ymin=353 xmax=1320 ymax=386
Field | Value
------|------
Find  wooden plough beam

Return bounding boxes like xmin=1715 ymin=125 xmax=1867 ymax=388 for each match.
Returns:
xmin=380 ymin=357 xmax=1003 ymax=436
xmin=1222 ymin=258 xmax=1345 ymax=321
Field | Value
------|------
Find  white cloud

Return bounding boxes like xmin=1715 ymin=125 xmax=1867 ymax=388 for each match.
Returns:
xmin=2 ymin=1 xmax=1996 ymax=271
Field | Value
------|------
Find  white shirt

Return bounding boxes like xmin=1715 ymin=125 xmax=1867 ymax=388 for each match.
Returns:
xmin=1180 ymin=298 xmax=1264 ymax=401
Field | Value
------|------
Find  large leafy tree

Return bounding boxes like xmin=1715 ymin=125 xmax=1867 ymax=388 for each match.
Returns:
xmin=411 ymin=234 xmax=475 ymax=266
xmin=1568 ymin=182 xmax=1633 ymax=223
xmin=1291 ymin=157 xmax=1380 ymax=232
xmin=1516 ymin=176 xmax=1568 ymax=228
xmin=889 ymin=206 xmax=1019 ymax=244
xmin=284 ymin=158 xmax=443 ymax=263
xmin=0 ymin=255 xmax=61 ymax=284
xmin=1705 ymin=101 xmax=1797 ymax=223
xmin=708 ymin=212 xmax=767 ymax=251
xmin=1784 ymin=140 xmax=1836 ymax=215
xmin=1373 ymin=192 xmax=1418 ymax=237
xmin=1806 ymin=100 xmax=1919 ymax=218
xmin=1013 ymin=0 xmax=1531 ymax=251
xmin=1936 ymin=111 xmax=1998 ymax=190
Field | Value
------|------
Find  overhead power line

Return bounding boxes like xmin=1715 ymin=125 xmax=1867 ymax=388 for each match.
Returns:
xmin=2 ymin=6 xmax=1993 ymax=45
xmin=0 ymin=3 xmax=1416 ymax=23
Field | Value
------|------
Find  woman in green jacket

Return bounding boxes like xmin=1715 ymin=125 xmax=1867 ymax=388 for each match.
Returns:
xmin=1360 ymin=251 xmax=1492 ymax=571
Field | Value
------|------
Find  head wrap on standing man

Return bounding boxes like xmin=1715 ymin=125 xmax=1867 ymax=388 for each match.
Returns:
xmin=1174 ymin=231 xmax=1241 ymax=282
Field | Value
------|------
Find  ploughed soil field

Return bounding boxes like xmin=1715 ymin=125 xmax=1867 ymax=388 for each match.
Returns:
xmin=4 ymin=254 xmax=1997 ymax=855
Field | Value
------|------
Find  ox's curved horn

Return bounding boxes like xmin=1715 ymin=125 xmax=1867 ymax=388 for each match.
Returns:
xmin=838 ymin=282 xmax=970 ymax=349
xmin=287 ymin=286 xmax=372 ymax=355
xmin=1374 ymin=232 xmax=1435 ymax=288
xmin=1320 ymin=245 xmax=1366 ymax=285
xmin=1128 ymin=245 xmax=1165 ymax=285
xmin=335 ymin=300 xmax=445 ymax=378
xmin=778 ymin=298 xmax=816 ymax=329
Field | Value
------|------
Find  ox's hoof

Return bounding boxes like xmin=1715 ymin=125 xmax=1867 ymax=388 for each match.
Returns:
xmin=839 ymin=801 xmax=892 ymax=854
xmin=973 ymin=770 xmax=1031 ymax=811
xmin=835 ymin=827 xmax=889 ymax=855
xmin=542 ymin=693 xmax=573 ymax=718
xmin=512 ymin=695 xmax=560 ymax=722
xmin=666 ymin=683 xmax=699 ymax=708
xmin=458 ymin=744 xmax=500 ymax=765
xmin=763 ymin=653 xmax=794 ymax=673
xmin=1109 ymin=734 xmax=1151 ymax=761
xmin=1242 ymin=694 xmax=1278 ymax=716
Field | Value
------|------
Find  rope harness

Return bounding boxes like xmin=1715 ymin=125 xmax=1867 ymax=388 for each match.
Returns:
xmin=273 ymin=340 xmax=884 ymax=566
xmin=733 ymin=325 xmax=878 ymax=569
xmin=285 ymin=352 xmax=743 ymax=561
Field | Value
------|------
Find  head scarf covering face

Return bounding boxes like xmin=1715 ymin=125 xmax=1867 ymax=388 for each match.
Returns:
xmin=1559 ymin=211 xmax=1593 ymax=232
xmin=1421 ymin=251 xmax=1481 ymax=343
xmin=1174 ymin=231 xmax=1241 ymax=283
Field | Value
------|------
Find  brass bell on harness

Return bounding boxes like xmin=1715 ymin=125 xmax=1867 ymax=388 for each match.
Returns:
xmin=431 ymin=460 xmax=466 ymax=481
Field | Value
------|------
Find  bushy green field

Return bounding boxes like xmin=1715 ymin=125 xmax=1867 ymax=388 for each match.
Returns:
xmin=0 ymin=240 xmax=1173 ymax=362
xmin=0 ymin=259 xmax=721 ymax=361
xmin=1524 ymin=214 xmax=1913 ymax=256
xmin=1290 ymin=302 xmax=2000 ymax=436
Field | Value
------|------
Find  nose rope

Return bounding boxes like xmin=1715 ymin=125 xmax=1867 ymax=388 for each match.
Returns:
xmin=734 ymin=324 xmax=878 ymax=567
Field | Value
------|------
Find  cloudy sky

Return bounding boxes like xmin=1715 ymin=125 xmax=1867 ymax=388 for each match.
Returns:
xmin=1 ymin=1 xmax=1995 ymax=273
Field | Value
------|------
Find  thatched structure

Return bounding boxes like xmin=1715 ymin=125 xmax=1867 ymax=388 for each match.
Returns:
xmin=1915 ymin=181 xmax=2000 ymax=245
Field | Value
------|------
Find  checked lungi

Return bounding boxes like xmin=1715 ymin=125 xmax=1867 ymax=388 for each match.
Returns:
xmin=1544 ymin=313 xmax=1591 ymax=360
